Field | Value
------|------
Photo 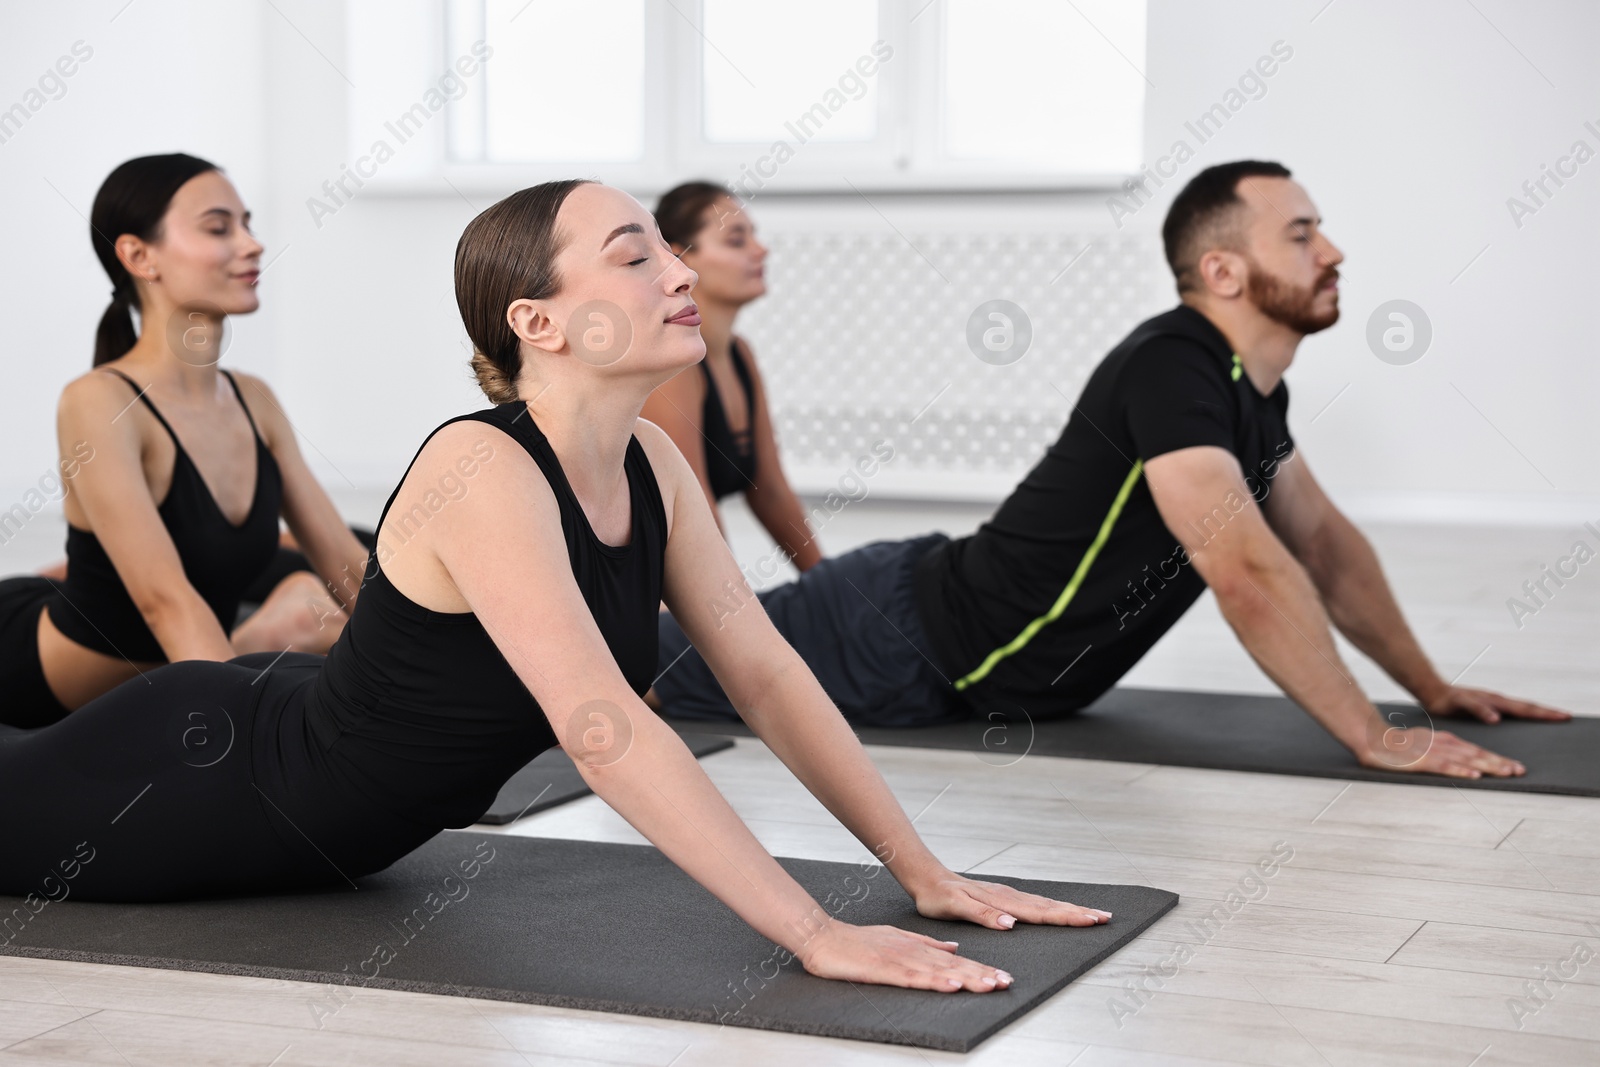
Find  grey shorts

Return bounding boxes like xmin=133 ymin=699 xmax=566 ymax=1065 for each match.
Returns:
xmin=653 ymin=533 xmax=966 ymax=728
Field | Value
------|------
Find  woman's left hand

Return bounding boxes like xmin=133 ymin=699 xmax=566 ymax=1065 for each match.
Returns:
xmin=912 ymin=871 xmax=1112 ymax=930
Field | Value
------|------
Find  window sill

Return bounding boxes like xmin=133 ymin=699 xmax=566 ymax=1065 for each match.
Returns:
xmin=355 ymin=169 xmax=1137 ymax=200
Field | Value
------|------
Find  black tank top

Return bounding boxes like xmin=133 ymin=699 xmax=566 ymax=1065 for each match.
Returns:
xmin=701 ymin=339 xmax=757 ymax=500
xmin=298 ymin=402 xmax=668 ymax=828
xmin=48 ymin=368 xmax=282 ymax=662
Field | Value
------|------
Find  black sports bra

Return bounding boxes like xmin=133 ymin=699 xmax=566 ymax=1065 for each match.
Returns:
xmin=46 ymin=368 xmax=283 ymax=662
xmin=701 ymin=339 xmax=758 ymax=500
xmin=299 ymin=401 xmax=669 ymax=827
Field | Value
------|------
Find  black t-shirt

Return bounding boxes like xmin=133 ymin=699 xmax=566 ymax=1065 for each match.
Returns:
xmin=912 ymin=304 xmax=1297 ymax=719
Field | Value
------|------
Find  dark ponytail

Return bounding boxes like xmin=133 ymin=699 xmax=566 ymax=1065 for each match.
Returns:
xmin=88 ymin=153 xmax=218 ymax=366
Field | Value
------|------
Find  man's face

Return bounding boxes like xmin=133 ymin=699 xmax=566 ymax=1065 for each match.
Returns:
xmin=1235 ymin=177 xmax=1345 ymax=335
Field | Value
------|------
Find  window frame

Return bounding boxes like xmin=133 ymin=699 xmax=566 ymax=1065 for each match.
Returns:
xmin=358 ymin=0 xmax=1141 ymax=197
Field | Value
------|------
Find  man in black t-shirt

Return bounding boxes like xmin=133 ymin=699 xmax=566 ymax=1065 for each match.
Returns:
xmin=910 ymin=300 xmax=1296 ymax=722
xmin=652 ymin=160 xmax=1570 ymax=780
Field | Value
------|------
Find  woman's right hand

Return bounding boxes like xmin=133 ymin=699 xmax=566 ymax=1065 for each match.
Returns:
xmin=798 ymin=919 xmax=1014 ymax=992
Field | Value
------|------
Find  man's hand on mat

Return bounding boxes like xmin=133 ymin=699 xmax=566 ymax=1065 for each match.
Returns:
xmin=1360 ymin=726 xmax=1526 ymax=779
xmin=1420 ymin=684 xmax=1573 ymax=725
xmin=800 ymin=920 xmax=1015 ymax=992
xmin=911 ymin=873 xmax=1112 ymax=931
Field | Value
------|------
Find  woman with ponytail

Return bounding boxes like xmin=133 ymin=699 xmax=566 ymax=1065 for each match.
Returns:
xmin=0 ymin=154 xmax=371 ymax=727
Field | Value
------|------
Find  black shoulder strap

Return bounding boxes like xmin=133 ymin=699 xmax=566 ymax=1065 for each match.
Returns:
xmin=219 ymin=369 xmax=265 ymax=443
xmin=728 ymin=338 xmax=757 ymax=432
xmin=99 ymin=368 xmax=180 ymax=446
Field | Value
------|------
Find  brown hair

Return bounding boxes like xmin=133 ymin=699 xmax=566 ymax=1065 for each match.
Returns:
xmin=654 ymin=180 xmax=732 ymax=252
xmin=455 ymin=179 xmax=595 ymax=403
xmin=88 ymin=153 xmax=219 ymax=366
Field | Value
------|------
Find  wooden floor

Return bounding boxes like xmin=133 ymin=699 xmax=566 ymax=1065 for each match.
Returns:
xmin=2 ymin=504 xmax=1596 ymax=1065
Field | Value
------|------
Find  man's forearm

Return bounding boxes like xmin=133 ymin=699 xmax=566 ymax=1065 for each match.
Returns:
xmin=1210 ymin=555 xmax=1386 ymax=758
xmin=1302 ymin=514 xmax=1447 ymax=705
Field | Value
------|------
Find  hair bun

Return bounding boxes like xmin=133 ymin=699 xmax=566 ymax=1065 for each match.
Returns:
xmin=469 ymin=349 xmax=519 ymax=404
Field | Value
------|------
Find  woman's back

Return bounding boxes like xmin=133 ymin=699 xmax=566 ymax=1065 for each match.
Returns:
xmin=301 ymin=401 xmax=668 ymax=829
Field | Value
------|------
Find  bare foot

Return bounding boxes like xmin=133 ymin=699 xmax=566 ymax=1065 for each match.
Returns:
xmin=232 ymin=570 xmax=346 ymax=655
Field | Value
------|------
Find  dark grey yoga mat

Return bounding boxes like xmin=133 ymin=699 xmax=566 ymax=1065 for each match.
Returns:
xmin=0 ymin=832 xmax=1177 ymax=1052
xmin=479 ymin=734 xmax=735 ymax=824
xmin=668 ymin=686 xmax=1599 ymax=796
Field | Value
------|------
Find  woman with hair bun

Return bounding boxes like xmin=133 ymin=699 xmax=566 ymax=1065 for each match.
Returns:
xmin=0 ymin=180 xmax=1109 ymax=994
xmin=0 ymin=153 xmax=370 ymax=728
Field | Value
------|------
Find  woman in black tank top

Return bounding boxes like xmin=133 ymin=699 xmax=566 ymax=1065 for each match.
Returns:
xmin=642 ymin=182 xmax=823 ymax=574
xmin=0 ymin=155 xmax=372 ymax=727
xmin=0 ymin=179 xmax=1109 ymax=996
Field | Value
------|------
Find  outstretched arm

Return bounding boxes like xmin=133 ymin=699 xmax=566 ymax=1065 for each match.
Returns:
xmin=1262 ymin=451 xmax=1571 ymax=725
xmin=423 ymin=420 xmax=1023 ymax=992
xmin=1144 ymin=445 xmax=1534 ymax=778
xmin=643 ymin=420 xmax=1108 ymax=933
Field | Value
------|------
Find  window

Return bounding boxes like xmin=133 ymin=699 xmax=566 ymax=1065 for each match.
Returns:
xmin=449 ymin=0 xmax=647 ymax=164
xmin=939 ymin=0 xmax=1145 ymax=175
xmin=352 ymin=0 xmax=1147 ymax=194
xmin=700 ymin=0 xmax=881 ymax=146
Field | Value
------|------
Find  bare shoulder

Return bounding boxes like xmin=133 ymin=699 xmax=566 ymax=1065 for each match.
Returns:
xmin=406 ymin=417 xmax=538 ymax=499
xmin=633 ymin=416 xmax=690 ymax=484
xmin=57 ymin=367 xmax=144 ymax=440
xmin=732 ymin=334 xmax=761 ymax=364
xmin=59 ymin=365 xmax=136 ymax=412
xmin=639 ymin=369 xmax=710 ymax=468
xmin=220 ymin=368 xmax=285 ymax=444
xmin=378 ymin=416 xmax=565 ymax=614
xmin=632 ymin=416 xmax=687 ymax=527
xmin=650 ymin=363 xmax=706 ymax=408
xmin=383 ymin=418 xmax=557 ymax=552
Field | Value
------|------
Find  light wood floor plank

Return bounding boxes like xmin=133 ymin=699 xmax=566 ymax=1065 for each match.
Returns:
xmin=0 ymin=1000 xmax=89 ymax=1051
xmin=1072 ymin=937 xmax=1600 ymax=1041
xmin=1388 ymin=920 xmax=1600 ymax=986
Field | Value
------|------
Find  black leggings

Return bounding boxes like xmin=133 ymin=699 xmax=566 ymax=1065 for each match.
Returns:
xmin=0 ymin=525 xmax=378 ymax=729
xmin=0 ymin=576 xmax=71 ymax=728
xmin=0 ymin=651 xmax=435 ymax=903
xmin=236 ymin=524 xmax=380 ymax=609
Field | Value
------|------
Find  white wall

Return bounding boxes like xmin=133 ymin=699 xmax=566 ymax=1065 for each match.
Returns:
xmin=2 ymin=0 xmax=1596 ymax=527
xmin=0 ymin=0 xmax=269 ymax=500
xmin=1135 ymin=0 xmax=1600 ymax=525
